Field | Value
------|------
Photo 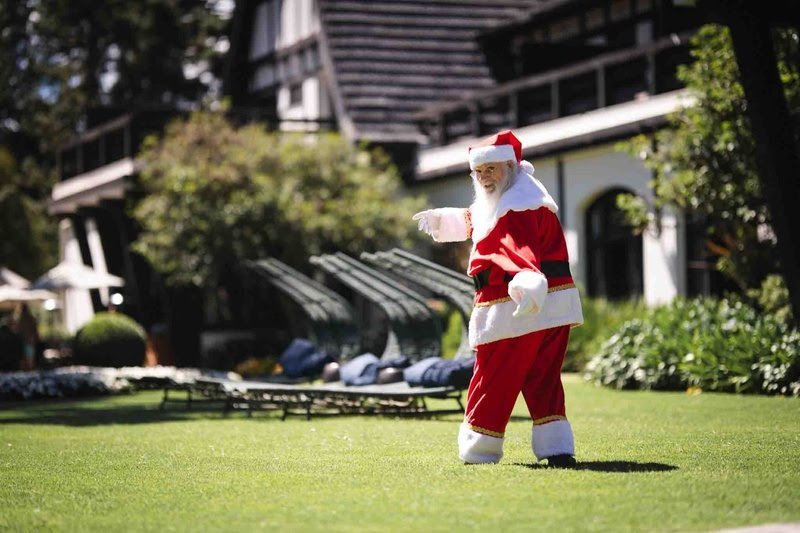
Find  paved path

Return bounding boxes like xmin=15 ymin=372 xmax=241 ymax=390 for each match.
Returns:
xmin=716 ymin=524 xmax=800 ymax=532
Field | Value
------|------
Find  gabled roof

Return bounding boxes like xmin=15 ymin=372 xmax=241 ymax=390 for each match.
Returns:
xmin=317 ymin=0 xmax=545 ymax=143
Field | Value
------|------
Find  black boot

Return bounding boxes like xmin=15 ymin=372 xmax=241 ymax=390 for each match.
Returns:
xmin=546 ymin=454 xmax=577 ymax=468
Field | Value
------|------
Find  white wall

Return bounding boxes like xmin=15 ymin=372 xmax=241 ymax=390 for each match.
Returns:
xmin=59 ymin=219 xmax=94 ymax=334
xmin=85 ymin=218 xmax=110 ymax=307
xmin=279 ymin=0 xmax=317 ymax=48
xmin=561 ymin=144 xmax=678 ymax=305
xmin=250 ymin=0 xmax=317 ymax=57
xmin=278 ymin=75 xmax=330 ymax=129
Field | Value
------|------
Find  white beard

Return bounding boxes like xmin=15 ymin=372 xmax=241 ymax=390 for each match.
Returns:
xmin=470 ymin=178 xmax=502 ymax=229
xmin=470 ymin=167 xmax=517 ymax=233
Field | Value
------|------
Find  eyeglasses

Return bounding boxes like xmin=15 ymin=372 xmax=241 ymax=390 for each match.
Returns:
xmin=471 ymin=165 xmax=502 ymax=179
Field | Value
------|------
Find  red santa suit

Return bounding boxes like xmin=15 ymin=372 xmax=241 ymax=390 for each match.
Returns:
xmin=418 ymin=131 xmax=583 ymax=464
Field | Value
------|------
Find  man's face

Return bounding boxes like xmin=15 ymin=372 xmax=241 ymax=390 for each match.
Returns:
xmin=472 ymin=161 xmax=514 ymax=194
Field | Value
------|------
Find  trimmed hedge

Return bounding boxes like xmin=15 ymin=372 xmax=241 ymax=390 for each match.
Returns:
xmin=564 ymin=297 xmax=646 ymax=371
xmin=73 ymin=312 xmax=147 ymax=368
xmin=585 ymin=298 xmax=800 ymax=396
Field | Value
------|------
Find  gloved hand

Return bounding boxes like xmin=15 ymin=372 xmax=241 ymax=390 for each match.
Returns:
xmin=412 ymin=209 xmax=441 ymax=237
xmin=508 ymin=270 xmax=547 ymax=318
xmin=509 ymin=285 xmax=537 ymax=317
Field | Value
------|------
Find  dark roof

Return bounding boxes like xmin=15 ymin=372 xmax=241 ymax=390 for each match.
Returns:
xmin=480 ymin=0 xmax=577 ymax=35
xmin=318 ymin=0 xmax=547 ymax=143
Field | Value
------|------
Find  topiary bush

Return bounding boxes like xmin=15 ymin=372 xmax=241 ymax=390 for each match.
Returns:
xmin=73 ymin=312 xmax=147 ymax=368
xmin=585 ymin=298 xmax=800 ymax=396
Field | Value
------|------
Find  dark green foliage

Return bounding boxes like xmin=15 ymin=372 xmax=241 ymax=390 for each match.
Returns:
xmin=439 ymin=308 xmax=464 ymax=360
xmin=73 ymin=312 xmax=146 ymax=368
xmin=748 ymin=274 xmax=793 ymax=326
xmin=132 ymin=112 xmax=426 ymax=287
xmin=585 ymin=298 xmax=800 ymax=396
xmin=0 ymin=1 xmax=229 ymax=278
xmin=618 ymin=25 xmax=800 ymax=296
xmin=564 ymin=297 xmax=646 ymax=372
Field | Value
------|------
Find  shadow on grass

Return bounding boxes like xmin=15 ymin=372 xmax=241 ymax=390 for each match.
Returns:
xmin=514 ymin=461 xmax=679 ymax=473
xmin=0 ymin=398 xmax=240 ymax=427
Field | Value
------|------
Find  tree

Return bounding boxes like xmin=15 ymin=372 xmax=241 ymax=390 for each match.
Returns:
xmin=0 ymin=0 xmax=230 ymax=278
xmin=132 ymin=111 xmax=427 ymax=288
xmin=619 ymin=25 xmax=800 ymax=315
xmin=0 ymin=147 xmax=58 ymax=279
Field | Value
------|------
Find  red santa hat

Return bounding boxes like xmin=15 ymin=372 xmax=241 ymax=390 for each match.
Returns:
xmin=468 ymin=130 xmax=522 ymax=170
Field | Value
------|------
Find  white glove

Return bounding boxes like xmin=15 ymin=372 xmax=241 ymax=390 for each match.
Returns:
xmin=509 ymin=285 xmax=538 ymax=317
xmin=412 ymin=209 xmax=441 ymax=237
xmin=508 ymin=270 xmax=547 ymax=318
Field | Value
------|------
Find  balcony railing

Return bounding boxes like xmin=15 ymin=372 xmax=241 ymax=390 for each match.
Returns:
xmin=57 ymin=111 xmax=177 ymax=182
xmin=57 ymin=108 xmax=337 ymax=182
xmin=414 ymin=32 xmax=693 ymax=147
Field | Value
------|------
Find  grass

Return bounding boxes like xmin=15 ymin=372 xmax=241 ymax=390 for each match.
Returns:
xmin=1 ymin=375 xmax=799 ymax=532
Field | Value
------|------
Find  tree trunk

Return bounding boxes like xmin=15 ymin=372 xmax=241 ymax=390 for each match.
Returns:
xmin=704 ymin=0 xmax=800 ymax=325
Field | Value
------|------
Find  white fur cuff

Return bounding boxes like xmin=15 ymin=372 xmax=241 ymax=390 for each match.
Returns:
xmin=432 ymin=207 xmax=470 ymax=243
xmin=532 ymin=420 xmax=575 ymax=461
xmin=458 ymin=423 xmax=504 ymax=464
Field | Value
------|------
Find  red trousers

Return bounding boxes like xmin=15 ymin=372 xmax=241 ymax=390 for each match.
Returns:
xmin=464 ymin=325 xmax=570 ymax=437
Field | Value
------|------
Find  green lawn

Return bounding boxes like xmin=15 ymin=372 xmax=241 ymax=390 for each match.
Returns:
xmin=1 ymin=375 xmax=798 ymax=532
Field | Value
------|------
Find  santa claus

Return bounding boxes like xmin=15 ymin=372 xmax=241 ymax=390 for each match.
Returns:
xmin=413 ymin=130 xmax=583 ymax=467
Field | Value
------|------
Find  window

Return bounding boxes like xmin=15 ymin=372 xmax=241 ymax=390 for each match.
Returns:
xmin=585 ymin=188 xmax=643 ymax=299
xmin=635 ymin=0 xmax=653 ymax=14
xmin=249 ymin=0 xmax=282 ymax=60
xmin=550 ymin=16 xmax=580 ymax=42
xmin=585 ymin=7 xmax=605 ymax=30
xmin=610 ymin=0 xmax=632 ymax=22
xmin=289 ymin=83 xmax=303 ymax=106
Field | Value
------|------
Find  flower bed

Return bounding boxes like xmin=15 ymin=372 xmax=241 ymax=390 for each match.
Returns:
xmin=0 ymin=366 xmax=237 ymax=401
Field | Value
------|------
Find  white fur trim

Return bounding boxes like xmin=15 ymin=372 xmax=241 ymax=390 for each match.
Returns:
xmin=519 ymin=160 xmax=535 ymax=175
xmin=508 ymin=270 xmax=548 ymax=315
xmin=470 ymin=170 xmax=558 ymax=243
xmin=468 ymin=145 xmax=517 ymax=169
xmin=458 ymin=423 xmax=504 ymax=464
xmin=431 ymin=207 xmax=470 ymax=243
xmin=532 ymin=420 xmax=574 ymax=460
xmin=469 ymin=286 xmax=583 ymax=348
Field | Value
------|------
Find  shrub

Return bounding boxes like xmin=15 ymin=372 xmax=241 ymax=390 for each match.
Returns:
xmin=440 ymin=308 xmax=465 ymax=360
xmin=747 ymin=274 xmax=793 ymax=325
xmin=585 ymin=298 xmax=800 ymax=396
xmin=564 ymin=297 xmax=646 ymax=371
xmin=73 ymin=312 xmax=146 ymax=368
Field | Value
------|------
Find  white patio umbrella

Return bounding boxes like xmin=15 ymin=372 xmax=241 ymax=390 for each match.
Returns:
xmin=0 ymin=285 xmax=57 ymax=310
xmin=31 ymin=262 xmax=125 ymax=291
xmin=0 ymin=267 xmax=31 ymax=288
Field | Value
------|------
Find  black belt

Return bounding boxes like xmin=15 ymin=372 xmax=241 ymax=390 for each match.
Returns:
xmin=472 ymin=261 xmax=571 ymax=290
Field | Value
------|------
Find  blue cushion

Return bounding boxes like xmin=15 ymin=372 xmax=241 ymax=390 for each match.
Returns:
xmin=403 ymin=357 xmax=443 ymax=387
xmin=405 ymin=356 xmax=475 ymax=388
xmin=340 ymin=354 xmax=411 ymax=386
xmin=339 ymin=353 xmax=380 ymax=385
xmin=279 ymin=338 xmax=333 ymax=378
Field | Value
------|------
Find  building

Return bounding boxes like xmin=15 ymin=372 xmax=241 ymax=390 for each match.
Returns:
xmin=50 ymin=0 xmax=721 ymax=363
xmin=226 ymin=0 xmax=719 ymax=303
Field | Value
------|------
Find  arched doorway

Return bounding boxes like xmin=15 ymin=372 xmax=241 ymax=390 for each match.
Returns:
xmin=585 ymin=188 xmax=643 ymax=299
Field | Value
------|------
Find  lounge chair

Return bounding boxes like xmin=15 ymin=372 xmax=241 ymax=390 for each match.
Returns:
xmin=160 ymin=252 xmax=473 ymax=418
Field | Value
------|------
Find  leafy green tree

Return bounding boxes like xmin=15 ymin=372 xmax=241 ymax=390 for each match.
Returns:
xmin=0 ymin=0 xmax=230 ymax=278
xmin=132 ymin=112 xmax=426 ymax=288
xmin=619 ymin=25 xmax=800 ymax=299
xmin=0 ymin=147 xmax=58 ymax=279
